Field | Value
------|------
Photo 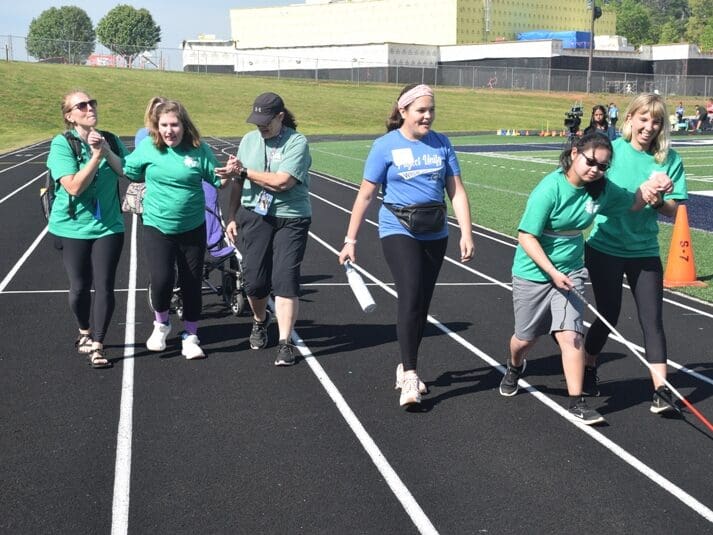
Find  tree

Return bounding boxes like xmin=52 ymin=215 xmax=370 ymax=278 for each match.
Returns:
xmin=699 ymin=25 xmax=713 ymax=52
xmin=658 ymin=20 xmax=686 ymax=44
xmin=26 ymin=6 xmax=95 ymax=64
xmin=615 ymin=0 xmax=655 ymax=46
xmin=685 ymin=0 xmax=713 ymax=48
xmin=96 ymin=5 xmax=161 ymax=68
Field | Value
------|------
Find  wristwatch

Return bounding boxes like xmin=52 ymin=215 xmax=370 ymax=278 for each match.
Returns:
xmin=238 ymin=167 xmax=248 ymax=180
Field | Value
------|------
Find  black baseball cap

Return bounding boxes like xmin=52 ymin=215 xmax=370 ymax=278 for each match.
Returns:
xmin=246 ymin=92 xmax=285 ymax=126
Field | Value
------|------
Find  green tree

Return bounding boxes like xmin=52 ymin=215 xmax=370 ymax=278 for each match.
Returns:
xmin=699 ymin=25 xmax=713 ymax=52
xmin=615 ymin=0 xmax=655 ymax=45
xmin=658 ymin=20 xmax=686 ymax=43
xmin=26 ymin=6 xmax=95 ymax=64
xmin=96 ymin=5 xmax=161 ymax=68
xmin=685 ymin=0 xmax=713 ymax=47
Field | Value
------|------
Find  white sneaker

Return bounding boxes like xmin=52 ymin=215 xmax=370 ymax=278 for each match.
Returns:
xmin=394 ymin=363 xmax=428 ymax=394
xmin=146 ymin=321 xmax=171 ymax=351
xmin=399 ymin=376 xmax=422 ymax=407
xmin=181 ymin=334 xmax=205 ymax=360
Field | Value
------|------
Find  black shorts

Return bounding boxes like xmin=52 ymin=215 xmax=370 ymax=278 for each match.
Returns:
xmin=237 ymin=206 xmax=311 ymax=298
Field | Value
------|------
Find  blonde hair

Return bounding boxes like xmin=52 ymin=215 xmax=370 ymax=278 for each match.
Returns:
xmin=620 ymin=93 xmax=670 ymax=164
xmin=144 ymin=96 xmax=166 ymax=128
xmin=60 ymin=89 xmax=92 ymax=130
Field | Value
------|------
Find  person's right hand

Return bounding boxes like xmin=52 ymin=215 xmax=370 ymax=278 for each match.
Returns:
xmin=338 ymin=243 xmax=355 ymax=265
xmin=226 ymin=220 xmax=238 ymax=244
xmin=551 ymin=270 xmax=573 ymax=290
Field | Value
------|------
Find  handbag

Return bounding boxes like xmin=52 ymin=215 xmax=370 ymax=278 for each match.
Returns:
xmin=122 ymin=182 xmax=146 ymax=214
xmin=384 ymin=202 xmax=447 ymax=234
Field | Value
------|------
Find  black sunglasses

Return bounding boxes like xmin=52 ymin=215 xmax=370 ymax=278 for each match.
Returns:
xmin=581 ymin=153 xmax=610 ymax=172
xmin=71 ymin=99 xmax=98 ymax=111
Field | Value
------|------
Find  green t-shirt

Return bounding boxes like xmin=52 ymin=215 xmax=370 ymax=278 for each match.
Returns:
xmin=587 ymin=137 xmax=687 ymax=258
xmin=46 ymin=131 xmax=127 ymax=239
xmin=512 ymin=169 xmax=634 ymax=282
xmin=124 ymin=138 xmax=221 ymax=234
xmin=237 ymin=127 xmax=312 ymax=218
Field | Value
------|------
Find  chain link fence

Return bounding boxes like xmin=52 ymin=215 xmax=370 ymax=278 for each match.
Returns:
xmin=3 ymin=34 xmax=712 ymax=97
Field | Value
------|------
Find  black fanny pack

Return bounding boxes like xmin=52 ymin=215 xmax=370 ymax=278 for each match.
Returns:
xmin=384 ymin=202 xmax=447 ymax=234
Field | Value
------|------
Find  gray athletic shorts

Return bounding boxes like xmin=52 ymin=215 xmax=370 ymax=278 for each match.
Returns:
xmin=512 ymin=267 xmax=587 ymax=341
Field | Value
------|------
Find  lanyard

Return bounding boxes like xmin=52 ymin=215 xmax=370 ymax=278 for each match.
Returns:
xmin=263 ymin=128 xmax=285 ymax=172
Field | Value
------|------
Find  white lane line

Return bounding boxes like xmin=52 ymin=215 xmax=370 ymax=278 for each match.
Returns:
xmin=0 ymin=171 xmax=47 ymax=205
xmin=291 ymin=332 xmax=439 ymax=535
xmin=111 ymin=214 xmax=139 ymax=535
xmin=0 ymin=150 xmax=48 ymax=176
xmin=0 ymin=227 xmax=48 ymax=292
xmin=307 ymin=229 xmax=713 ymax=524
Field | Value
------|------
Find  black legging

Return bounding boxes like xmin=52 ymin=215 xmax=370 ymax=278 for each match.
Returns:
xmin=59 ymin=233 xmax=124 ymax=343
xmin=584 ymin=243 xmax=667 ymax=364
xmin=382 ymin=234 xmax=448 ymax=372
xmin=143 ymin=223 xmax=206 ymax=323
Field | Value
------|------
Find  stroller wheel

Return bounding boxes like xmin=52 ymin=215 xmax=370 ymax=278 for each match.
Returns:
xmin=230 ymin=292 xmax=245 ymax=316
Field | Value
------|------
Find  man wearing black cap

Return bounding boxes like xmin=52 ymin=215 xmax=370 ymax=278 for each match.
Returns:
xmin=222 ymin=92 xmax=312 ymax=366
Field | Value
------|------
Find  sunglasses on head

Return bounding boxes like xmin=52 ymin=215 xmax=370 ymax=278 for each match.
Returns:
xmin=71 ymin=99 xmax=98 ymax=111
xmin=581 ymin=153 xmax=610 ymax=172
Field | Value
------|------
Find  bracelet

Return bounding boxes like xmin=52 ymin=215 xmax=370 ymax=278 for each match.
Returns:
xmin=238 ymin=167 xmax=248 ymax=180
xmin=651 ymin=198 xmax=664 ymax=209
xmin=344 ymin=236 xmax=357 ymax=245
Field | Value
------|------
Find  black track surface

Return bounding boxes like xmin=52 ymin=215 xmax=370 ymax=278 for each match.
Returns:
xmin=1 ymin=137 xmax=712 ymax=534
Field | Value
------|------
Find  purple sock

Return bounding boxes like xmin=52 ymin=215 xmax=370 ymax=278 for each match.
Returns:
xmin=183 ymin=321 xmax=198 ymax=336
xmin=155 ymin=310 xmax=169 ymax=324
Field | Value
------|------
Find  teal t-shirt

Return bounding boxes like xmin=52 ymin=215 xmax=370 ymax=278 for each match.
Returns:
xmin=237 ymin=127 xmax=312 ymax=218
xmin=587 ymin=137 xmax=687 ymax=258
xmin=123 ymin=138 xmax=221 ymax=234
xmin=512 ymin=169 xmax=634 ymax=282
xmin=46 ymin=130 xmax=127 ymax=239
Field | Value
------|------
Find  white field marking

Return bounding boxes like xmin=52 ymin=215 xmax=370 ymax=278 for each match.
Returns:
xmin=311 ymin=147 xmax=368 ymax=162
xmin=308 ymin=230 xmax=713 ymax=523
xmin=0 ymin=227 xmax=48 ymax=292
xmin=309 ymin=175 xmax=713 ymax=382
xmin=290 ymin=330 xmax=440 ymax=535
xmin=0 ymin=140 xmax=48 ymax=159
xmin=111 ymin=214 xmax=139 ymax=535
xmin=461 ymin=151 xmax=556 ymax=165
xmin=0 ymin=150 xmax=47 ymax=175
xmin=0 ymin=171 xmax=46 ymax=205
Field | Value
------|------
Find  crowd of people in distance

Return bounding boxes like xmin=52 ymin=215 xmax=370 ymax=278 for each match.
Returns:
xmin=46 ymin=86 xmax=686 ymax=420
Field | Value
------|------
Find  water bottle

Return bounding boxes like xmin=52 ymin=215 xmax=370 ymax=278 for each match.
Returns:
xmin=344 ymin=261 xmax=376 ymax=313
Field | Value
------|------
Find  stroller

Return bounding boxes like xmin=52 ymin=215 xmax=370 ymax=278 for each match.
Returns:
xmin=148 ymin=182 xmax=247 ymax=319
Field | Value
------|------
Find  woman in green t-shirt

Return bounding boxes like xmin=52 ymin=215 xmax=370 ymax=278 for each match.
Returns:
xmin=500 ymin=133 xmax=671 ymax=425
xmin=124 ymin=100 xmax=229 ymax=360
xmin=47 ymin=90 xmax=128 ymax=369
xmin=584 ymin=93 xmax=688 ymax=414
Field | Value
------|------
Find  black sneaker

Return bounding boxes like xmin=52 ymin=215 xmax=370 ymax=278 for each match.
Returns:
xmin=651 ymin=386 xmax=678 ymax=414
xmin=568 ymin=397 xmax=605 ymax=425
xmin=274 ymin=340 xmax=297 ymax=367
xmin=249 ymin=308 xmax=273 ymax=350
xmin=582 ymin=365 xmax=600 ymax=397
xmin=499 ymin=359 xmax=526 ymax=397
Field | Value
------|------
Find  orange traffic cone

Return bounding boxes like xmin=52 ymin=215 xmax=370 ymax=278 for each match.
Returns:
xmin=663 ymin=205 xmax=706 ymax=288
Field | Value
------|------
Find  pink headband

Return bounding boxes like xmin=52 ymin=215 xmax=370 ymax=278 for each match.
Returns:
xmin=397 ymin=84 xmax=434 ymax=109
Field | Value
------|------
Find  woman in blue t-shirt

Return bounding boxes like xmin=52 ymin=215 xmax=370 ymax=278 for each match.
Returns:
xmin=338 ymin=84 xmax=474 ymax=408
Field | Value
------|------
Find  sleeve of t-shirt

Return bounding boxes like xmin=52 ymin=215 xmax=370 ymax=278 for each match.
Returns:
xmin=598 ymin=181 xmax=635 ymax=218
xmin=123 ymin=142 xmax=147 ymax=182
xmin=276 ymin=133 xmax=310 ymax=184
xmin=665 ymin=152 xmax=687 ymax=201
xmin=363 ymin=137 xmax=389 ymax=185
xmin=442 ymin=134 xmax=461 ymax=177
xmin=517 ymin=180 xmax=555 ymax=237
xmin=46 ymin=135 xmax=80 ymax=184
xmin=200 ymin=142 xmax=221 ymax=188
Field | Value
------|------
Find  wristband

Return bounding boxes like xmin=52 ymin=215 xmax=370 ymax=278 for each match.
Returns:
xmin=238 ymin=167 xmax=248 ymax=180
xmin=344 ymin=237 xmax=357 ymax=245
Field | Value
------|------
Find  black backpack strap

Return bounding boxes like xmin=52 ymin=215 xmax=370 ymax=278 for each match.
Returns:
xmin=61 ymin=132 xmax=84 ymax=219
xmin=98 ymin=130 xmax=122 ymax=156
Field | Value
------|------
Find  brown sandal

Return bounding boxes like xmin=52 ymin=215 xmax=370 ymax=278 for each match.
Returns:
xmin=75 ymin=333 xmax=93 ymax=354
xmin=88 ymin=348 xmax=112 ymax=369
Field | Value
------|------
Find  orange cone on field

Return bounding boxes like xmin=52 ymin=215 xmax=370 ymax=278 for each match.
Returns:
xmin=663 ymin=205 xmax=706 ymax=288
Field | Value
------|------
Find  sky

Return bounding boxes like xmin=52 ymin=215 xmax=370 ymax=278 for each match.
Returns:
xmin=0 ymin=0 xmax=296 ymax=49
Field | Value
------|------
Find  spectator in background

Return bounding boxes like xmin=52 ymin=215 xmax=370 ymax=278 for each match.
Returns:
xmin=47 ymin=90 xmax=128 ymax=368
xmin=222 ymin=92 xmax=312 ymax=367
xmin=693 ymin=104 xmax=708 ymax=132
xmin=607 ymin=102 xmax=619 ymax=129
xmin=338 ymin=84 xmax=474 ymax=408
xmin=675 ymin=102 xmax=685 ymax=125
xmin=584 ymin=104 xmax=617 ymax=140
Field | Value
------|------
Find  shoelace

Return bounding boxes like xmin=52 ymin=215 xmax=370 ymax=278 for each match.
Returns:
xmin=402 ymin=376 xmax=420 ymax=394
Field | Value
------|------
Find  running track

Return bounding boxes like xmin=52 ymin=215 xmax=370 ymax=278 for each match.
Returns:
xmin=1 ymin=138 xmax=712 ymax=534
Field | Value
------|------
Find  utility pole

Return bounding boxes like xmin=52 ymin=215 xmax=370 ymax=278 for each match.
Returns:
xmin=586 ymin=0 xmax=604 ymax=94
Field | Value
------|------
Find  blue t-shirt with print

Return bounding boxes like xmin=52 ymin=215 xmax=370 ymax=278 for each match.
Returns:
xmin=363 ymin=129 xmax=460 ymax=240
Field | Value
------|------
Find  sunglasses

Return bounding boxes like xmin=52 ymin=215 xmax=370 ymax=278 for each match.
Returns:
xmin=581 ymin=153 xmax=610 ymax=172
xmin=71 ymin=99 xmax=98 ymax=112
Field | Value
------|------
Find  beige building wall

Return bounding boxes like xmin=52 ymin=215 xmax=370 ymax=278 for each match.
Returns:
xmin=230 ymin=0 xmax=616 ymax=48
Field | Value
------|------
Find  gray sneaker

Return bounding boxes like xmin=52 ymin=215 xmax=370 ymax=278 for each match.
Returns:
xmin=249 ymin=308 xmax=273 ymax=350
xmin=568 ymin=397 xmax=605 ymax=425
xmin=274 ymin=340 xmax=297 ymax=367
xmin=650 ymin=386 xmax=678 ymax=414
xmin=499 ymin=359 xmax=526 ymax=397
